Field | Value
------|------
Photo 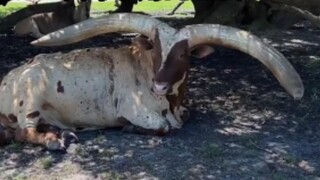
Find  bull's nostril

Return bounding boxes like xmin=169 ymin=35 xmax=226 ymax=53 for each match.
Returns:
xmin=161 ymin=85 xmax=168 ymax=90
xmin=153 ymin=82 xmax=169 ymax=93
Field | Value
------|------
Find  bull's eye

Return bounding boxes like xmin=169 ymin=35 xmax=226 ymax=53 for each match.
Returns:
xmin=180 ymin=54 xmax=185 ymax=58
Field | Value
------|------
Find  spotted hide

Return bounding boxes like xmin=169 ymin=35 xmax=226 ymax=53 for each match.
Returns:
xmin=0 ymin=43 xmax=186 ymax=150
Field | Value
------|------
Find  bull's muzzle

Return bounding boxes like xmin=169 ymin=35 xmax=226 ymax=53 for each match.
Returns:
xmin=152 ymin=82 xmax=169 ymax=95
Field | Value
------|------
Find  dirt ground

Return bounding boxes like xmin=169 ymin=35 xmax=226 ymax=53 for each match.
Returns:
xmin=0 ymin=15 xmax=319 ymax=180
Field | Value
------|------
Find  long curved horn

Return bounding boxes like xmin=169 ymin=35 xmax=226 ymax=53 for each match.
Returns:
xmin=177 ymin=24 xmax=304 ymax=100
xmin=31 ymin=13 xmax=176 ymax=46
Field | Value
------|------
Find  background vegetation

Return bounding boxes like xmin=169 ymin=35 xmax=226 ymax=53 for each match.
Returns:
xmin=0 ymin=0 xmax=194 ymax=18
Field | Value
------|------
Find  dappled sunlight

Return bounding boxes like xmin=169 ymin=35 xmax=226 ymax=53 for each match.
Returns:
xmin=270 ymin=38 xmax=319 ymax=49
xmin=183 ymin=29 xmax=320 ymax=178
xmin=216 ymin=126 xmax=260 ymax=136
xmin=298 ymin=160 xmax=316 ymax=173
xmin=0 ymin=131 xmax=166 ymax=179
xmin=290 ymin=39 xmax=319 ymax=46
xmin=1 ymin=15 xmax=320 ymax=179
xmin=262 ymin=143 xmax=317 ymax=173
xmin=257 ymin=30 xmax=320 ymax=54
xmin=214 ymin=107 xmax=285 ymax=136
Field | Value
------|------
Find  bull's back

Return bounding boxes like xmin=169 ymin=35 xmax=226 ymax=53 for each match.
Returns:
xmin=0 ymin=49 xmax=130 ymax=129
xmin=0 ymin=47 xmax=161 ymax=130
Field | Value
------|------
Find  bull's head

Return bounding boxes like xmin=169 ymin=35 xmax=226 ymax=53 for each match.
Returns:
xmin=32 ymin=13 xmax=304 ymax=100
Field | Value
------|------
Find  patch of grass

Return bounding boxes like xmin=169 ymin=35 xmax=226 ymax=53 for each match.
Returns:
xmin=271 ymin=173 xmax=286 ymax=180
xmin=75 ymin=145 xmax=89 ymax=157
xmin=91 ymin=0 xmax=194 ymax=13
xmin=11 ymin=174 xmax=27 ymax=180
xmin=94 ymin=134 xmax=105 ymax=143
xmin=39 ymin=156 xmax=54 ymax=170
xmin=305 ymin=56 xmax=320 ymax=75
xmin=295 ymin=87 xmax=320 ymax=122
xmin=303 ymin=56 xmax=320 ymax=118
xmin=8 ymin=141 xmax=23 ymax=149
xmin=100 ymin=148 xmax=117 ymax=157
xmin=282 ymin=154 xmax=299 ymax=165
xmin=0 ymin=2 xmax=26 ymax=18
xmin=234 ymin=134 xmax=259 ymax=149
xmin=99 ymin=172 xmax=122 ymax=180
xmin=310 ymin=88 xmax=320 ymax=103
xmin=203 ymin=143 xmax=224 ymax=158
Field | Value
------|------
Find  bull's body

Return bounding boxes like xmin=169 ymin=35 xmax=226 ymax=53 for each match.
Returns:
xmin=14 ymin=13 xmax=75 ymax=38
xmin=0 ymin=46 xmax=182 ymax=149
xmin=13 ymin=0 xmax=91 ymax=38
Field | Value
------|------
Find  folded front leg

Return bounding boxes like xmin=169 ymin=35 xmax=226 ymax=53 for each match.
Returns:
xmin=14 ymin=127 xmax=65 ymax=150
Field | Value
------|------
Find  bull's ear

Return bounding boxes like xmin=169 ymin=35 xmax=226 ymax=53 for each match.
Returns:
xmin=150 ymin=28 xmax=159 ymax=44
xmin=150 ymin=28 xmax=161 ymax=50
xmin=190 ymin=45 xmax=215 ymax=58
xmin=150 ymin=28 xmax=162 ymax=59
xmin=132 ymin=36 xmax=153 ymax=50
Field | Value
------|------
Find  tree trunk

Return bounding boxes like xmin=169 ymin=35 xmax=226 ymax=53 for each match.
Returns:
xmin=191 ymin=0 xmax=320 ymax=29
xmin=203 ymin=0 xmax=245 ymax=25
xmin=190 ymin=0 xmax=215 ymax=23
xmin=0 ymin=0 xmax=11 ymax=6
xmin=114 ymin=0 xmax=136 ymax=12
xmin=0 ymin=1 xmax=74 ymax=33
xmin=168 ymin=1 xmax=185 ymax=15
xmin=262 ymin=0 xmax=320 ymax=14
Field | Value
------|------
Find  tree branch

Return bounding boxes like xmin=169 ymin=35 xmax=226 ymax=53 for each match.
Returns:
xmin=282 ymin=4 xmax=320 ymax=28
xmin=261 ymin=0 xmax=320 ymax=14
xmin=260 ymin=0 xmax=320 ymax=28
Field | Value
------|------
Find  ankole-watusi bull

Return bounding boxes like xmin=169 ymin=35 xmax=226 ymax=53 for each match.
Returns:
xmin=0 ymin=38 xmax=186 ymax=150
xmin=0 ymin=13 xmax=304 ymax=151
xmin=13 ymin=0 xmax=91 ymax=38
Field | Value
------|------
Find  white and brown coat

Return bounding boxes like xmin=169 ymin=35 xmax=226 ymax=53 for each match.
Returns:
xmin=0 ymin=41 xmax=185 ymax=150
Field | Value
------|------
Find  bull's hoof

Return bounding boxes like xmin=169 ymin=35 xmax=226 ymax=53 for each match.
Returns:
xmin=46 ymin=139 xmax=66 ymax=151
xmin=43 ymin=130 xmax=79 ymax=152
xmin=60 ymin=130 xmax=79 ymax=144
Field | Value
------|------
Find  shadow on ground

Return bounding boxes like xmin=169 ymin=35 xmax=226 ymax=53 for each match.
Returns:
xmin=0 ymin=17 xmax=319 ymax=180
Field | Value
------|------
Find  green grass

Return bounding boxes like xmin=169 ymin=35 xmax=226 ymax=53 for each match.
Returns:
xmin=0 ymin=0 xmax=194 ymax=18
xmin=282 ymin=153 xmax=300 ymax=165
xmin=92 ymin=0 xmax=194 ymax=13
xmin=202 ymin=143 xmax=225 ymax=158
xmin=39 ymin=156 xmax=54 ymax=170
xmin=0 ymin=2 xmax=26 ymax=17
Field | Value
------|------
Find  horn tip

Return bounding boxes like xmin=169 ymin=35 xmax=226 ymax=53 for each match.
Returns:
xmin=30 ymin=35 xmax=53 ymax=46
xmin=292 ymin=87 xmax=304 ymax=100
xmin=30 ymin=40 xmax=39 ymax=46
